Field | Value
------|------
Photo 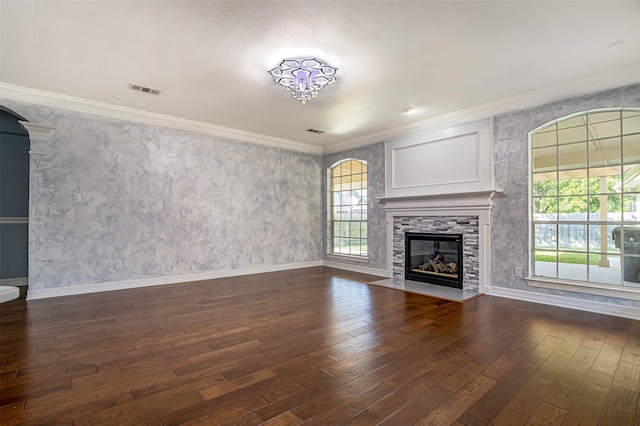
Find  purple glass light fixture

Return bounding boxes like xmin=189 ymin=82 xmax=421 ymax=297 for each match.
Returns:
xmin=269 ymin=58 xmax=338 ymax=103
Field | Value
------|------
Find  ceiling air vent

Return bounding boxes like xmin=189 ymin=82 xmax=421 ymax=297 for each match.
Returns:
xmin=306 ymin=128 xmax=325 ymax=134
xmin=129 ymin=83 xmax=161 ymax=95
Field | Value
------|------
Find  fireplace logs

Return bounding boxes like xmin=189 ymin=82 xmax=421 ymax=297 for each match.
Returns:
xmin=416 ymin=254 xmax=458 ymax=276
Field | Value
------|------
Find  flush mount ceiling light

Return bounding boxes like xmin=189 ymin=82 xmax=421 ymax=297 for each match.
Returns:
xmin=269 ymin=58 xmax=337 ymax=104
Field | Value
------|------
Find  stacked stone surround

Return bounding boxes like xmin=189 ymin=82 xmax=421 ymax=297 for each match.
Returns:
xmin=393 ymin=216 xmax=480 ymax=293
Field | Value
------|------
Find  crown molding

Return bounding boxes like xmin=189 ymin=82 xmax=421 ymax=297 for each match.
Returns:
xmin=323 ymin=63 xmax=640 ymax=154
xmin=0 ymin=83 xmax=322 ymax=155
xmin=3 ymin=62 xmax=639 ymax=157
xmin=19 ymin=121 xmax=56 ymax=141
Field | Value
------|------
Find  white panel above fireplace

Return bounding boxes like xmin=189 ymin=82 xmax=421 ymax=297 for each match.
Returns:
xmin=385 ymin=120 xmax=492 ymax=197
xmin=393 ymin=133 xmax=479 ymax=188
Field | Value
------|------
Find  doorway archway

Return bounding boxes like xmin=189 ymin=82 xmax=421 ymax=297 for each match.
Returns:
xmin=0 ymin=107 xmax=30 ymax=294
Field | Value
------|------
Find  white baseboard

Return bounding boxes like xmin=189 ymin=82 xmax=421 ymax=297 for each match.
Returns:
xmin=487 ymin=286 xmax=640 ymax=320
xmin=25 ymin=264 xmax=637 ymax=320
xmin=0 ymin=277 xmax=28 ymax=287
xmin=322 ymin=260 xmax=388 ymax=278
xmin=26 ymin=261 xmax=323 ymax=300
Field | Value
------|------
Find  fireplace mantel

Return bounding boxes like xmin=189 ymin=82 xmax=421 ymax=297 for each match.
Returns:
xmin=377 ymin=189 xmax=502 ymax=213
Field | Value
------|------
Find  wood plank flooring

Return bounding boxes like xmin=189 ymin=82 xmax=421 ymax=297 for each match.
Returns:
xmin=1 ymin=266 xmax=639 ymax=425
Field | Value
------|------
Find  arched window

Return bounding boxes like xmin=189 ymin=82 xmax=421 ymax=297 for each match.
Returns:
xmin=328 ymin=159 xmax=368 ymax=257
xmin=530 ymin=108 xmax=640 ymax=287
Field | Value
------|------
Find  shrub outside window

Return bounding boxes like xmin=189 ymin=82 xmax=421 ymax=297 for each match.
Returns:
xmin=531 ymin=108 xmax=640 ymax=288
xmin=329 ymin=159 xmax=368 ymax=257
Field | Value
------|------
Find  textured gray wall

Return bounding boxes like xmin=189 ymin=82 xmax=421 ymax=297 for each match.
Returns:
xmin=322 ymin=143 xmax=386 ymax=270
xmin=492 ymin=83 xmax=640 ymax=306
xmin=4 ymin=83 xmax=639 ymax=307
xmin=3 ymin=100 xmax=322 ymax=290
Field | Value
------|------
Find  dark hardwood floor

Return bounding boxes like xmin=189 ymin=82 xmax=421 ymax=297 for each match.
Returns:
xmin=1 ymin=266 xmax=639 ymax=425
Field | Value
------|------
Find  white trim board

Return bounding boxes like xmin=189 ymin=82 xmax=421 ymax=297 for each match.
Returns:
xmin=0 ymin=217 xmax=28 ymax=225
xmin=488 ymin=286 xmax=640 ymax=321
xmin=322 ymin=260 xmax=388 ymax=278
xmin=27 ymin=261 xmax=322 ymax=300
xmin=385 ymin=120 xmax=493 ymax=198
xmin=24 ymin=262 xmax=639 ymax=319
xmin=325 ymin=264 xmax=639 ymax=320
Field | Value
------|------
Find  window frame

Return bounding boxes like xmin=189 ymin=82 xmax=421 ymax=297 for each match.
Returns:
xmin=528 ymin=108 xmax=640 ymax=297
xmin=327 ymin=158 xmax=368 ymax=259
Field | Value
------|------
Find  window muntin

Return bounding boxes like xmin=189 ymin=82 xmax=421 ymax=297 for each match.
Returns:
xmin=329 ymin=159 xmax=368 ymax=257
xmin=531 ymin=109 xmax=640 ymax=287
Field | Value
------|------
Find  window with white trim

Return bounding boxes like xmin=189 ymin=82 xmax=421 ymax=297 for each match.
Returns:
xmin=328 ymin=159 xmax=368 ymax=257
xmin=531 ymin=108 xmax=640 ymax=288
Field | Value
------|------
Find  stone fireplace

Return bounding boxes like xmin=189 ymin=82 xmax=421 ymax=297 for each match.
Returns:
xmin=378 ymin=191 xmax=496 ymax=295
xmin=395 ymin=216 xmax=479 ymax=292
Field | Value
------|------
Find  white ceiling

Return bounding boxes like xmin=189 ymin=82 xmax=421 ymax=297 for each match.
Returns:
xmin=1 ymin=1 xmax=639 ymax=153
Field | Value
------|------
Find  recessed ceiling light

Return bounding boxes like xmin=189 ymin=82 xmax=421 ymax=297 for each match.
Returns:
xmin=403 ymin=107 xmax=418 ymax=114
